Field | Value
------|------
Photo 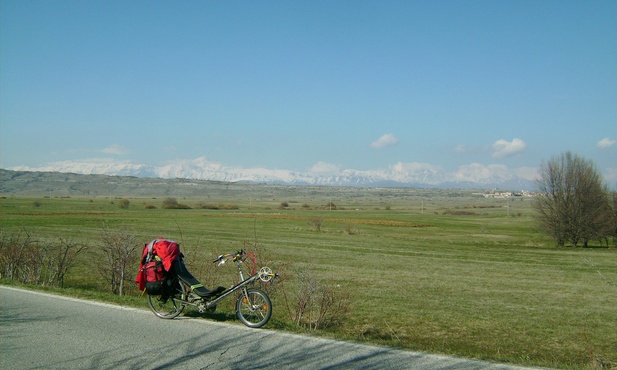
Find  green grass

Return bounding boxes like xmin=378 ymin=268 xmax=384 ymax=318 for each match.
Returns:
xmin=1 ymin=191 xmax=616 ymax=369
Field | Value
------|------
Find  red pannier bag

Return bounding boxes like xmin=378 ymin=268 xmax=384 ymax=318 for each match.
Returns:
xmin=143 ymin=258 xmax=166 ymax=295
xmin=137 ymin=239 xmax=180 ymax=294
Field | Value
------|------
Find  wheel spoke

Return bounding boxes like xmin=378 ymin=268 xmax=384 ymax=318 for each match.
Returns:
xmin=236 ymin=288 xmax=272 ymax=328
xmin=147 ymin=279 xmax=185 ymax=319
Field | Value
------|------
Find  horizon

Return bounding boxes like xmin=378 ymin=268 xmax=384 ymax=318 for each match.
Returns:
xmin=1 ymin=1 xmax=615 ymax=185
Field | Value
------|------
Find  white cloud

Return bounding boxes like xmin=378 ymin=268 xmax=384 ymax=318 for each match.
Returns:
xmin=309 ymin=161 xmax=340 ymax=174
xmin=597 ymin=137 xmax=616 ymax=149
xmin=452 ymin=163 xmax=509 ymax=182
xmin=102 ymin=144 xmax=128 ymax=155
xmin=371 ymin=133 xmax=399 ymax=149
xmin=454 ymin=144 xmax=468 ymax=153
xmin=491 ymin=138 xmax=526 ymax=158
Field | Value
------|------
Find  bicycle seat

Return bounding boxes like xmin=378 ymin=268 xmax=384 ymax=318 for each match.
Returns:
xmin=192 ymin=285 xmax=226 ymax=298
xmin=172 ymin=257 xmax=226 ymax=298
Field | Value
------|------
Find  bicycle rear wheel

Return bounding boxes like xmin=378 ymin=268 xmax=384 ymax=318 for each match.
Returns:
xmin=147 ymin=279 xmax=186 ymax=319
xmin=236 ymin=288 xmax=272 ymax=328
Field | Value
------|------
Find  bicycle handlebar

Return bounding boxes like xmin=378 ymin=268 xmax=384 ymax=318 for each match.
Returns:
xmin=212 ymin=250 xmax=276 ymax=281
xmin=212 ymin=250 xmax=245 ymax=265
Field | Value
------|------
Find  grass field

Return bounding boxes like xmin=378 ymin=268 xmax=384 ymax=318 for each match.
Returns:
xmin=1 ymin=187 xmax=616 ymax=369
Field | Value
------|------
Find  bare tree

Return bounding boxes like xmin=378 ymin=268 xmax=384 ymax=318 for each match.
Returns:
xmin=609 ymin=191 xmax=617 ymax=247
xmin=534 ymin=152 xmax=612 ymax=247
xmin=99 ymin=225 xmax=140 ymax=295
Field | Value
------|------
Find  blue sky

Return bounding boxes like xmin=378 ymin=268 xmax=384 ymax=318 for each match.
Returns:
xmin=1 ymin=0 xmax=616 ymax=183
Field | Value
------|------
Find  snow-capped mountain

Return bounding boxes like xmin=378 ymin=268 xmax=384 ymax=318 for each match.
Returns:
xmin=8 ymin=157 xmax=536 ymax=189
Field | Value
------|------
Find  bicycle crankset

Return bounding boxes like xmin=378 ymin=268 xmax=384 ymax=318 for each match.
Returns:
xmin=258 ymin=267 xmax=274 ymax=282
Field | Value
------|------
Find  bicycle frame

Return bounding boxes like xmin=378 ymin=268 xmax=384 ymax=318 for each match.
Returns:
xmin=196 ymin=266 xmax=260 ymax=310
xmin=179 ymin=251 xmax=276 ymax=312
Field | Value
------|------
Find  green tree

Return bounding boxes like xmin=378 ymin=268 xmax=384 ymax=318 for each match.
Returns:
xmin=534 ymin=151 xmax=612 ymax=247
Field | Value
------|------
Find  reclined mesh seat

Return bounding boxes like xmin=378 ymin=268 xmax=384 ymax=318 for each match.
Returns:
xmin=172 ymin=257 xmax=225 ymax=298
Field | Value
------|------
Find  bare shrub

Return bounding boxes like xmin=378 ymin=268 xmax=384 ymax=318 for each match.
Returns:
xmin=98 ymin=225 xmax=140 ymax=295
xmin=162 ymin=197 xmax=191 ymax=209
xmin=117 ymin=198 xmax=130 ymax=209
xmin=0 ymin=229 xmax=41 ymax=283
xmin=199 ymin=203 xmax=239 ymax=210
xmin=45 ymin=237 xmax=88 ymax=288
xmin=241 ymin=240 xmax=287 ymax=298
xmin=308 ymin=218 xmax=323 ymax=231
xmin=325 ymin=201 xmax=337 ymax=210
xmin=0 ymin=230 xmax=86 ymax=287
xmin=341 ymin=224 xmax=358 ymax=235
xmin=283 ymin=266 xmax=351 ymax=330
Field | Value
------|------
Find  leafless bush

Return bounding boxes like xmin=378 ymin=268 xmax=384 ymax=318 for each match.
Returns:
xmin=45 ymin=237 xmax=88 ymax=288
xmin=308 ymin=218 xmax=323 ymax=231
xmin=283 ymin=266 xmax=351 ymax=330
xmin=117 ymin=198 xmax=130 ymax=209
xmin=198 ymin=203 xmax=239 ymax=210
xmin=98 ymin=225 xmax=140 ymax=295
xmin=324 ymin=201 xmax=337 ymax=210
xmin=162 ymin=197 xmax=191 ymax=209
xmin=0 ymin=229 xmax=45 ymax=284
xmin=341 ymin=224 xmax=358 ymax=235
xmin=0 ymin=229 xmax=86 ymax=287
xmin=240 ymin=240 xmax=288 ymax=298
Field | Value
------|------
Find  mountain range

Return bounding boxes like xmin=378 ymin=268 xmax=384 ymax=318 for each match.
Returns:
xmin=8 ymin=157 xmax=535 ymax=190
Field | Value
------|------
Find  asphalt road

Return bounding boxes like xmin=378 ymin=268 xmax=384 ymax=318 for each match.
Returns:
xmin=0 ymin=286 xmax=538 ymax=369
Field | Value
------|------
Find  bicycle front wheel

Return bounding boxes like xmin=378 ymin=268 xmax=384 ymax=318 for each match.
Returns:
xmin=147 ymin=279 xmax=186 ymax=319
xmin=236 ymin=288 xmax=272 ymax=328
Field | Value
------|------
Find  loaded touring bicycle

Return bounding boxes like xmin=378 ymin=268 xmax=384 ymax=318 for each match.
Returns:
xmin=137 ymin=239 xmax=277 ymax=328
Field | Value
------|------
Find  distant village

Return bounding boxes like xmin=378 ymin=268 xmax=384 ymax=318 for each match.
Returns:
xmin=474 ymin=190 xmax=539 ymax=199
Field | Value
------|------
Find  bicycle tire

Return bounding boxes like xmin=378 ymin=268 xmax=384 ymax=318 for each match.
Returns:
xmin=236 ymin=288 xmax=272 ymax=328
xmin=147 ymin=279 xmax=186 ymax=319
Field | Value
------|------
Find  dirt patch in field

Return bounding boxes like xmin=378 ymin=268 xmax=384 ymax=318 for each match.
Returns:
xmin=13 ymin=212 xmax=116 ymax=217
